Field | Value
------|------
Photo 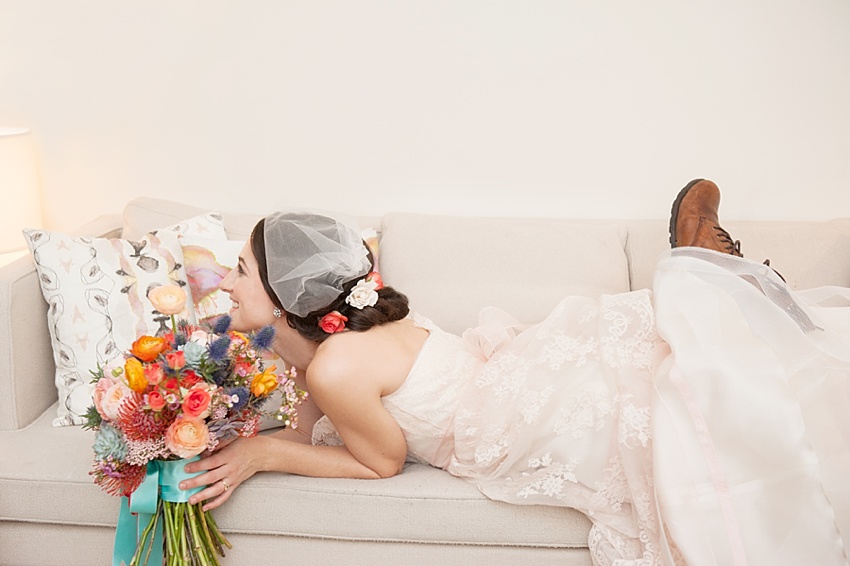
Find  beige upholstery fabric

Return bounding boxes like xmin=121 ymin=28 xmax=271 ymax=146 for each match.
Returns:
xmin=123 ymin=197 xmax=263 ymax=241
xmin=625 ymin=219 xmax=850 ymax=292
xmin=380 ymin=213 xmax=630 ymax=335
xmin=0 ymin=407 xmax=591 ymax=558
xmin=123 ymin=197 xmax=381 ymax=242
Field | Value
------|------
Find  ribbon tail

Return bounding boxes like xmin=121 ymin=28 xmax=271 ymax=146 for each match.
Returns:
xmin=112 ymin=497 xmax=137 ymax=566
xmin=113 ymin=494 xmax=164 ymax=566
xmin=112 ymin=462 xmax=164 ymax=566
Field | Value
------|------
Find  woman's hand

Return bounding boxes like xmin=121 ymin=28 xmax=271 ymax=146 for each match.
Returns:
xmin=179 ymin=435 xmax=267 ymax=511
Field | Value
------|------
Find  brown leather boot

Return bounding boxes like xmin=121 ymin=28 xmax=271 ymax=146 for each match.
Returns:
xmin=669 ymin=179 xmax=742 ymax=256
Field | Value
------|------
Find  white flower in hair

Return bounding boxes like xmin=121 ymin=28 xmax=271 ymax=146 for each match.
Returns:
xmin=346 ymin=278 xmax=380 ymax=309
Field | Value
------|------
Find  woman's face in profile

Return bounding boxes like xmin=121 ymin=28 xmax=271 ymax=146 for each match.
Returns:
xmin=219 ymin=240 xmax=278 ymax=332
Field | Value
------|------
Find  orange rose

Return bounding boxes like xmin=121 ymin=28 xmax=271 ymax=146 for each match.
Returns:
xmin=182 ymin=386 xmax=212 ymax=419
xmin=131 ymin=336 xmax=168 ymax=362
xmin=149 ymin=284 xmax=187 ymax=316
xmin=165 ymin=416 xmax=210 ymax=459
xmin=124 ymin=357 xmax=148 ymax=393
xmin=251 ymin=365 xmax=279 ymax=397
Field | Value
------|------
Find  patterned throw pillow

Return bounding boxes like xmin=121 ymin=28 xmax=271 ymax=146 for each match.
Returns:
xmin=179 ymin=236 xmax=245 ymax=324
xmin=24 ymin=213 xmax=227 ymax=426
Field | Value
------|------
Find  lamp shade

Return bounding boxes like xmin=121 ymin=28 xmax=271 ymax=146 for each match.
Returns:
xmin=0 ymin=128 xmax=42 ymax=254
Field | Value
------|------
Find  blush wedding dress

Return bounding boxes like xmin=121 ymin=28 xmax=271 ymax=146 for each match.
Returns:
xmin=313 ymin=248 xmax=850 ymax=565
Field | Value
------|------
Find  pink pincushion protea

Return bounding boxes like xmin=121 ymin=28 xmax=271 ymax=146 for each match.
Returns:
xmin=91 ymin=458 xmax=147 ymax=498
xmin=117 ymin=394 xmax=172 ymax=442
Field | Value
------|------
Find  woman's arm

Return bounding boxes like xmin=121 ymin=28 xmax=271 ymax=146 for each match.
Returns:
xmin=180 ymin=338 xmax=408 ymax=510
xmin=180 ymin=433 xmax=397 ymax=511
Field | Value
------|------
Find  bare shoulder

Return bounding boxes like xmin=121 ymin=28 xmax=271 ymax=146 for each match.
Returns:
xmin=307 ymin=318 xmax=428 ymax=397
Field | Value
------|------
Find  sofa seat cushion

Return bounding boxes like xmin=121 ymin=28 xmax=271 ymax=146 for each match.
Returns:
xmin=0 ymin=405 xmax=591 ymax=548
xmin=380 ymin=213 xmax=630 ymax=335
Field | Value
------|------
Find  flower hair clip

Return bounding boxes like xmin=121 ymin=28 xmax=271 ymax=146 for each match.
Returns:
xmin=319 ymin=311 xmax=348 ymax=334
xmin=345 ymin=272 xmax=384 ymax=310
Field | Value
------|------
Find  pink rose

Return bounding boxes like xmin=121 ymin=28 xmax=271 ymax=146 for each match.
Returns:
xmin=100 ymin=382 xmax=133 ymax=421
xmin=93 ymin=377 xmax=115 ymax=417
xmin=165 ymin=416 xmax=210 ymax=459
xmin=144 ymin=363 xmax=165 ymax=386
xmin=147 ymin=390 xmax=167 ymax=412
xmin=189 ymin=330 xmax=210 ymax=345
xmin=166 ymin=351 xmax=186 ymax=371
xmin=182 ymin=386 xmax=212 ymax=419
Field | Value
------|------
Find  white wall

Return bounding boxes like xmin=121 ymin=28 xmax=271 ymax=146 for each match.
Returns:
xmin=1 ymin=0 xmax=849 ymax=232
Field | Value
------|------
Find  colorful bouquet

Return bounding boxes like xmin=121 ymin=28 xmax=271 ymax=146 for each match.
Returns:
xmin=84 ymin=284 xmax=307 ymax=566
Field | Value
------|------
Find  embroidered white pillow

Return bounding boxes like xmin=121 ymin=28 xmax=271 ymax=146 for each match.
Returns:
xmin=24 ymin=213 xmax=227 ymax=427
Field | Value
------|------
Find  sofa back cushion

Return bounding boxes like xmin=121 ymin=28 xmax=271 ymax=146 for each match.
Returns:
xmin=625 ymin=219 xmax=850 ymax=291
xmin=379 ymin=213 xmax=630 ymax=335
xmin=123 ymin=197 xmax=263 ymax=241
xmin=123 ymin=197 xmax=383 ymax=242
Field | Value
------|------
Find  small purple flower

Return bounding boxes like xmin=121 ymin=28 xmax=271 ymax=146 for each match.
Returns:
xmin=226 ymin=386 xmax=250 ymax=412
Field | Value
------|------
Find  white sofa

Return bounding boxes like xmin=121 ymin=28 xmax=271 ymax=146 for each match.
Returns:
xmin=2 ymin=197 xmax=850 ymax=566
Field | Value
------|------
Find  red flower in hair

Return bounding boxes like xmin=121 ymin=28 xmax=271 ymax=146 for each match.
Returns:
xmin=367 ymin=271 xmax=384 ymax=290
xmin=319 ymin=311 xmax=348 ymax=334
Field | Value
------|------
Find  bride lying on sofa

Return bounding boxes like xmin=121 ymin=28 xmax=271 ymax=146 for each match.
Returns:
xmin=178 ymin=179 xmax=850 ymax=566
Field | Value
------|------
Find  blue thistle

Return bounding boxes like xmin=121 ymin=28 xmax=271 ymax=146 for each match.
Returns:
xmin=93 ymin=423 xmax=128 ymax=461
xmin=227 ymin=386 xmax=251 ymax=412
xmin=251 ymin=326 xmax=276 ymax=351
xmin=208 ymin=334 xmax=231 ymax=362
xmin=211 ymin=365 xmax=230 ymax=386
xmin=173 ymin=332 xmax=188 ymax=347
xmin=213 ymin=315 xmax=232 ymax=335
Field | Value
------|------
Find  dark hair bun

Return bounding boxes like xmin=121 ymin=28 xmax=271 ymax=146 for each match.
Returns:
xmin=287 ymin=280 xmax=410 ymax=343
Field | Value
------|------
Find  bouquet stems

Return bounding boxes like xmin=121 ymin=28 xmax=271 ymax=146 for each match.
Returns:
xmin=130 ymin=501 xmax=230 ymax=566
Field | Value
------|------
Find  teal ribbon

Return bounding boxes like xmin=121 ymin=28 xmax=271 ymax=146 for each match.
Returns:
xmin=113 ymin=457 xmax=204 ymax=566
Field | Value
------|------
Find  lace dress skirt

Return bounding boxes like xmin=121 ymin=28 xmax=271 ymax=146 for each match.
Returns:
xmin=444 ymin=249 xmax=850 ymax=566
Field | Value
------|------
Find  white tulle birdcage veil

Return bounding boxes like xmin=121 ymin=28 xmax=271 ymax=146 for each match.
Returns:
xmin=262 ymin=211 xmax=372 ymax=317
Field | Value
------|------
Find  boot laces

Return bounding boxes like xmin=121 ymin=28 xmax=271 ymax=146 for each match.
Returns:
xmin=713 ymin=226 xmax=743 ymax=256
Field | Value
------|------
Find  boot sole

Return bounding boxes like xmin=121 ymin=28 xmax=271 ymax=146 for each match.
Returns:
xmin=669 ymin=178 xmax=705 ymax=248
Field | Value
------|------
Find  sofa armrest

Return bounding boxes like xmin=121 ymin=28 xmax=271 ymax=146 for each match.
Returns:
xmin=0 ymin=214 xmax=123 ymax=431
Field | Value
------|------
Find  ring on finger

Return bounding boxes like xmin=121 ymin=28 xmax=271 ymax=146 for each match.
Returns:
xmin=221 ymin=479 xmax=229 ymax=492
